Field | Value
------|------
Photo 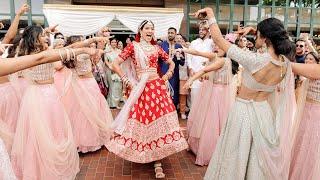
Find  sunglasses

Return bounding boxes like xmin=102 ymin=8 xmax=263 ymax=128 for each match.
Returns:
xmin=296 ymin=44 xmax=304 ymax=48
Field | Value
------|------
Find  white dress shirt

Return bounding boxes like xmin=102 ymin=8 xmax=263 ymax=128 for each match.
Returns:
xmin=187 ymin=37 xmax=214 ymax=88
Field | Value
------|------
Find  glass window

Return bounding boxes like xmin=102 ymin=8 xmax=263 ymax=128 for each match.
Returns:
xmin=32 ymin=0 xmax=44 ymax=14
xmin=0 ymin=0 xmax=10 ymax=14
xmin=301 ymin=8 xmax=311 ymax=23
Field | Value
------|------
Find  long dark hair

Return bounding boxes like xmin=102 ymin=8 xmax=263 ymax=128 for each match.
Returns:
xmin=257 ymin=18 xmax=295 ymax=61
xmin=65 ymin=35 xmax=82 ymax=46
xmin=18 ymin=25 xmax=44 ymax=56
xmin=7 ymin=35 xmax=22 ymax=58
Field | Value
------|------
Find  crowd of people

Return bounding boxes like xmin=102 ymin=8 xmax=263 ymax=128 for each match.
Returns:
xmin=1 ymin=4 xmax=320 ymax=180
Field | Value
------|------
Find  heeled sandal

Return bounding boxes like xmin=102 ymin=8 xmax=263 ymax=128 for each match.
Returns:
xmin=154 ymin=162 xmax=165 ymax=179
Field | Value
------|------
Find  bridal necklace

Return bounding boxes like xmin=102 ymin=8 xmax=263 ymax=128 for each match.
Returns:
xmin=140 ymin=39 xmax=155 ymax=52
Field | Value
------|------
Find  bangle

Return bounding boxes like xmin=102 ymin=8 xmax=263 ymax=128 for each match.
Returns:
xmin=65 ymin=48 xmax=70 ymax=62
xmin=120 ymin=74 xmax=126 ymax=80
xmin=120 ymin=74 xmax=127 ymax=81
xmin=58 ymin=49 xmax=64 ymax=62
xmin=213 ymin=53 xmax=218 ymax=60
xmin=208 ymin=17 xmax=217 ymax=27
xmin=70 ymin=49 xmax=76 ymax=60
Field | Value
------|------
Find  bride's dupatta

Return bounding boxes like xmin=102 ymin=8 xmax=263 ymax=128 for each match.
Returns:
xmin=111 ymin=42 xmax=154 ymax=135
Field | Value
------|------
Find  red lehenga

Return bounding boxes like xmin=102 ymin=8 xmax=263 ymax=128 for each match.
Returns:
xmin=106 ymin=42 xmax=188 ymax=163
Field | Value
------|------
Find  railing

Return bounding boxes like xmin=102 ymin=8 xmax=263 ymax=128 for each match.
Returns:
xmin=187 ymin=1 xmax=320 ymax=40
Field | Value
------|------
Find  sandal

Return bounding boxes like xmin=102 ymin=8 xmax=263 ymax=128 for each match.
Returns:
xmin=154 ymin=162 xmax=162 ymax=168
xmin=155 ymin=166 xmax=165 ymax=178
xmin=154 ymin=162 xmax=165 ymax=179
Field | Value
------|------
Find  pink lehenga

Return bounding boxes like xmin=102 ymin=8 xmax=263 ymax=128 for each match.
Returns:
xmin=54 ymin=66 xmax=71 ymax=94
xmin=0 ymin=138 xmax=16 ymax=180
xmin=0 ymin=80 xmax=20 ymax=153
xmin=8 ymin=72 xmax=29 ymax=105
xmin=289 ymin=79 xmax=320 ymax=180
xmin=10 ymin=63 xmax=79 ymax=180
xmin=61 ymin=54 xmax=113 ymax=153
xmin=187 ymin=58 xmax=234 ymax=166
xmin=106 ymin=42 xmax=188 ymax=163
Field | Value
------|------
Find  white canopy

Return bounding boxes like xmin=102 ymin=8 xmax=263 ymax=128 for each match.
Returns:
xmin=43 ymin=4 xmax=184 ymax=38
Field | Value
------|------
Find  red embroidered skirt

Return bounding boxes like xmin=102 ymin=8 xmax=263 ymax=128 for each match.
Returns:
xmin=106 ymin=78 xmax=188 ymax=163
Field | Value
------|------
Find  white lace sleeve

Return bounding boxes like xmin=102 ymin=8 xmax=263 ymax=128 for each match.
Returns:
xmin=0 ymin=139 xmax=17 ymax=180
xmin=227 ymin=45 xmax=269 ymax=73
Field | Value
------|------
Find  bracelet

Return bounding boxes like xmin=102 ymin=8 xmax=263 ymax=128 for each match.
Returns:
xmin=70 ymin=49 xmax=76 ymax=60
xmin=66 ymin=48 xmax=71 ymax=62
xmin=120 ymin=74 xmax=127 ymax=81
xmin=121 ymin=75 xmax=131 ymax=87
xmin=167 ymin=70 xmax=174 ymax=78
xmin=213 ymin=53 xmax=218 ymax=60
xmin=120 ymin=74 xmax=126 ymax=80
xmin=58 ymin=49 xmax=65 ymax=62
xmin=208 ymin=17 xmax=217 ymax=27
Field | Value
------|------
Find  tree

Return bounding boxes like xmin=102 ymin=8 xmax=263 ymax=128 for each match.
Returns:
xmin=263 ymin=0 xmax=320 ymax=7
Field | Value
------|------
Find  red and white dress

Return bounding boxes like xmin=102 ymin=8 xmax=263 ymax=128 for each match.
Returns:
xmin=106 ymin=42 xmax=188 ymax=163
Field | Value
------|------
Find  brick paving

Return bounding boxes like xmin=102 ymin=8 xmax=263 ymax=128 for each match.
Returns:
xmin=75 ymin=110 xmax=207 ymax=180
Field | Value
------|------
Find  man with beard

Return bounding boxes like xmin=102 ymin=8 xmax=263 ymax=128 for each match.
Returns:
xmin=295 ymin=39 xmax=307 ymax=63
xmin=187 ymin=22 xmax=214 ymax=106
xmin=159 ymin=27 xmax=185 ymax=109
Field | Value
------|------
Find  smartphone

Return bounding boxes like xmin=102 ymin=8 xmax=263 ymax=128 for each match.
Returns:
xmin=240 ymin=21 xmax=244 ymax=28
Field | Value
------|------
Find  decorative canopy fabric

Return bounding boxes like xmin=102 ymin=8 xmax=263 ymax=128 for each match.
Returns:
xmin=43 ymin=4 xmax=184 ymax=38
xmin=116 ymin=12 xmax=184 ymax=38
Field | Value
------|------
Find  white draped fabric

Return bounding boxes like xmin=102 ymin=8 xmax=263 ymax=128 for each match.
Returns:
xmin=116 ymin=13 xmax=184 ymax=37
xmin=43 ymin=6 xmax=184 ymax=37
xmin=43 ymin=9 xmax=115 ymax=36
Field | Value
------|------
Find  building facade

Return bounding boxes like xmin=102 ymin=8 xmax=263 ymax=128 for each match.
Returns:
xmin=0 ymin=0 xmax=319 ymax=40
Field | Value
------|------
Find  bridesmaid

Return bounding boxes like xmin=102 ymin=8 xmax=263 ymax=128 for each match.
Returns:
xmin=10 ymin=25 xmax=103 ymax=179
xmin=53 ymin=38 xmax=71 ymax=94
xmin=62 ymin=36 xmax=113 ymax=153
xmin=194 ymin=8 xmax=297 ymax=179
xmin=181 ymin=43 xmax=235 ymax=166
xmin=289 ymin=52 xmax=320 ymax=180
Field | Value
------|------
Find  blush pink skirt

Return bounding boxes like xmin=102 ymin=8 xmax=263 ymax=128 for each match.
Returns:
xmin=187 ymin=81 xmax=229 ymax=166
xmin=289 ymin=102 xmax=320 ymax=180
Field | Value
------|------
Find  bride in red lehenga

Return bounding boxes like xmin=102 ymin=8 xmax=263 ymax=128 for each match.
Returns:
xmin=105 ymin=20 xmax=188 ymax=178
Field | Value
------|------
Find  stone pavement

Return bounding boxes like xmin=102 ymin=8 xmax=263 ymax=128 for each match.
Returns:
xmin=75 ymin=111 xmax=207 ymax=180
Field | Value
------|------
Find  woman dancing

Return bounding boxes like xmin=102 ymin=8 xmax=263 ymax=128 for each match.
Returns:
xmin=194 ymin=8 xmax=297 ymax=179
xmin=106 ymin=20 xmax=188 ymax=178
xmin=180 ymin=43 xmax=234 ymax=166
xmin=289 ymin=52 xmax=320 ymax=180
xmin=53 ymin=38 xmax=71 ymax=94
xmin=61 ymin=36 xmax=113 ymax=153
xmin=10 ymin=25 xmax=103 ymax=179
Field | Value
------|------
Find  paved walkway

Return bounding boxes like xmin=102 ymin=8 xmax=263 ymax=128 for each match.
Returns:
xmin=75 ymin=111 xmax=208 ymax=180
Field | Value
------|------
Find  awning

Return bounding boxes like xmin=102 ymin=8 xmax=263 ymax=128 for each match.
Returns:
xmin=43 ymin=4 xmax=184 ymax=38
